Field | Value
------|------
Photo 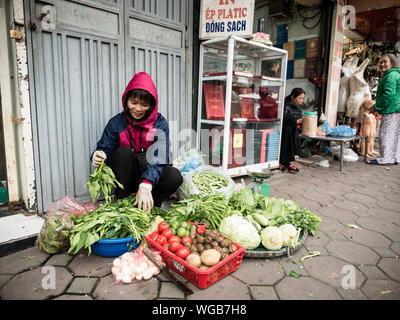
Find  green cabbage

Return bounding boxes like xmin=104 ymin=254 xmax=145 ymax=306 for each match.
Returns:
xmin=219 ymin=215 xmax=261 ymax=250
xmin=229 ymin=189 xmax=257 ymax=215
xmin=260 ymin=226 xmax=284 ymax=251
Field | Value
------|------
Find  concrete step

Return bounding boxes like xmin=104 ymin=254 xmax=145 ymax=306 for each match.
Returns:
xmin=0 ymin=214 xmax=43 ymax=256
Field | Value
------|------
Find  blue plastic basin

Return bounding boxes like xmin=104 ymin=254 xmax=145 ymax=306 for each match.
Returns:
xmin=90 ymin=237 xmax=141 ymax=258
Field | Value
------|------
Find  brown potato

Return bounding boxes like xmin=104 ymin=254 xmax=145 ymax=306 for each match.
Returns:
xmin=200 ymin=249 xmax=221 ymax=266
xmin=216 ymin=236 xmax=224 ymax=244
xmin=198 ymin=265 xmax=209 ymax=270
xmin=220 ymin=239 xmax=230 ymax=248
xmin=204 ymin=236 xmax=213 ymax=244
xmin=211 ymin=241 xmax=219 ymax=248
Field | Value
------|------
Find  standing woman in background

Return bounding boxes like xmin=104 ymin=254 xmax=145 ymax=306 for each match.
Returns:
xmin=279 ymin=88 xmax=305 ymax=173
xmin=368 ymin=53 xmax=400 ymax=165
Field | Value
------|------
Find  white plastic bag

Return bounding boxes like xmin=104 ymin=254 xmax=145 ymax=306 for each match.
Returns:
xmin=178 ymin=164 xmax=235 ymax=201
xmin=316 ymin=159 xmax=330 ymax=168
xmin=333 ymin=148 xmax=359 ymax=162
xmin=172 ymin=148 xmax=205 ymax=176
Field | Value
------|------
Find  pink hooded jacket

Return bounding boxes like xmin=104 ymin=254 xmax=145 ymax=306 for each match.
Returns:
xmin=93 ymin=72 xmax=170 ymax=186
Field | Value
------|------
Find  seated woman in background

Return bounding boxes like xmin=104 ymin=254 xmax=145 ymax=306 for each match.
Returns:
xmin=279 ymin=88 xmax=305 ymax=173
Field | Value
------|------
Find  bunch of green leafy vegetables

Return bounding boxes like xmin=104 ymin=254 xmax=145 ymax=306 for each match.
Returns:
xmin=85 ymin=156 xmax=123 ymax=204
xmin=229 ymin=188 xmax=260 ymax=215
xmin=68 ymin=195 xmax=152 ymax=255
xmin=228 ymin=189 xmax=322 ymax=236
xmin=165 ymin=193 xmax=231 ymax=230
xmin=268 ymin=208 xmax=322 ymax=237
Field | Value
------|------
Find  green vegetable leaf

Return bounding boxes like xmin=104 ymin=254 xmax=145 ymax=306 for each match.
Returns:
xmin=300 ymin=251 xmax=321 ymax=262
xmin=289 ymin=270 xmax=300 ymax=278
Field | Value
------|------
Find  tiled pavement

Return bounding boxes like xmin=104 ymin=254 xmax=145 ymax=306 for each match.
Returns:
xmin=0 ymin=156 xmax=399 ymax=300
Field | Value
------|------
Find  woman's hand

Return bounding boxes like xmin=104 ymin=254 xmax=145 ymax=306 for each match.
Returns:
xmin=134 ymin=182 xmax=154 ymax=212
xmin=92 ymin=150 xmax=107 ymax=167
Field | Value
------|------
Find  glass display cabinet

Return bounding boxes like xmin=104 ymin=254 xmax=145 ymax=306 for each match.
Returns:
xmin=196 ymin=35 xmax=288 ymax=176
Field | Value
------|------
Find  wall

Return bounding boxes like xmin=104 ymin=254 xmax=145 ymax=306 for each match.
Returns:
xmin=254 ymin=1 xmax=321 ymax=110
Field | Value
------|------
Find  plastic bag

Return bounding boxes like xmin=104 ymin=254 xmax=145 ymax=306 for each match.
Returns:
xmin=111 ymin=247 xmax=161 ymax=284
xmin=178 ymin=164 xmax=235 ymax=201
xmin=321 ymin=121 xmax=331 ymax=134
xmin=316 ymin=159 xmax=330 ymax=168
xmin=233 ymin=178 xmax=247 ymax=192
xmin=36 ymin=196 xmax=90 ymax=254
xmin=329 ymin=125 xmax=356 ymax=137
xmin=333 ymin=148 xmax=359 ymax=162
xmin=47 ymin=196 xmax=88 ymax=217
xmin=173 ymin=148 xmax=205 ymax=176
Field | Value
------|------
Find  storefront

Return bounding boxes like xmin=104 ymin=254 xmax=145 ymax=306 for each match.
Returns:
xmin=1 ymin=0 xmax=399 ymax=215
xmin=1 ymin=0 xmax=194 ymax=213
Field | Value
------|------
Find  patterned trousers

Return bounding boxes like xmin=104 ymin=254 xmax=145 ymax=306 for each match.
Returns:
xmin=376 ymin=112 xmax=400 ymax=164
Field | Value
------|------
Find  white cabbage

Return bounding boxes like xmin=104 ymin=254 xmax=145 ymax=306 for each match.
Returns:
xmin=279 ymin=224 xmax=298 ymax=247
xmin=260 ymin=226 xmax=284 ymax=251
xmin=219 ymin=215 xmax=261 ymax=250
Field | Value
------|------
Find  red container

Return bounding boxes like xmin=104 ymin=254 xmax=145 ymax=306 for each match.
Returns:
xmin=146 ymin=232 xmax=245 ymax=289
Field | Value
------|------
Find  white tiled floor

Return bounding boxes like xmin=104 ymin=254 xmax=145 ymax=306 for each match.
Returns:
xmin=0 ymin=214 xmax=44 ymax=244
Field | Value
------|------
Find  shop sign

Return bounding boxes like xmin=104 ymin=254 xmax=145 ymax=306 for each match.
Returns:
xmin=325 ymin=0 xmax=345 ymax=127
xmin=199 ymin=0 xmax=255 ymax=40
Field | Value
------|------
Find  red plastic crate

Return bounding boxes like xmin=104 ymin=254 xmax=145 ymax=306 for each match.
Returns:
xmin=145 ymin=231 xmax=245 ymax=289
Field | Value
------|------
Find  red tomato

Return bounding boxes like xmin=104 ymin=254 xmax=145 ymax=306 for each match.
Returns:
xmin=163 ymin=243 xmax=170 ymax=250
xmin=161 ymin=228 xmax=174 ymax=239
xmin=181 ymin=236 xmax=192 ymax=245
xmin=176 ymin=247 xmax=190 ymax=260
xmin=156 ymin=235 xmax=167 ymax=246
xmin=168 ymin=236 xmax=181 ymax=244
xmin=158 ymin=221 xmax=169 ymax=233
xmin=148 ymin=233 xmax=158 ymax=240
xmin=169 ymin=241 xmax=182 ymax=253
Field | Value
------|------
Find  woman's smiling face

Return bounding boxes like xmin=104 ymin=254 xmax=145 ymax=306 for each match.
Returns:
xmin=379 ymin=56 xmax=392 ymax=73
xmin=126 ymin=97 xmax=151 ymax=120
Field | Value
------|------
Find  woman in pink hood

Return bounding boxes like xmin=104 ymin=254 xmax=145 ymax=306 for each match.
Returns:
xmin=91 ymin=72 xmax=183 ymax=211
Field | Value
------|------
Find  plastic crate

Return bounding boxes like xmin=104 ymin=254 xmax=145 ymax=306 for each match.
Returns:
xmin=146 ymin=232 xmax=245 ymax=289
